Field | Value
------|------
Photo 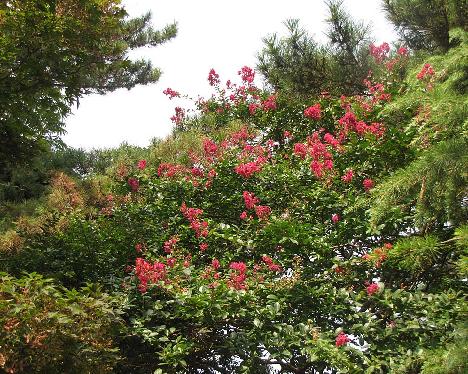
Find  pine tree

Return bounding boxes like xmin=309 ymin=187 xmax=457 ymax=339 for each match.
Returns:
xmin=0 ymin=0 xmax=177 ymax=176
xmin=382 ymin=0 xmax=467 ymax=51
xmin=257 ymin=0 xmax=373 ymax=97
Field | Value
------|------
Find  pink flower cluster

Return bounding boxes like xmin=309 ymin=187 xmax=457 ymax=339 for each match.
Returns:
xmin=137 ymin=159 xmax=147 ymax=170
xmin=261 ymin=255 xmax=281 ymax=272
xmin=241 ymin=191 xmax=271 ymax=221
xmin=338 ymin=111 xmax=385 ymax=138
xmin=158 ymin=163 xmax=188 ymax=178
xmin=238 ymin=66 xmax=255 ymax=84
xmin=294 ymin=132 xmax=335 ymax=179
xmin=262 ymin=95 xmax=277 ymax=111
xmin=163 ymin=87 xmax=180 ymax=99
xmin=417 ymin=63 xmax=435 ymax=80
xmin=335 ymin=332 xmax=350 ymax=347
xmin=342 ymin=169 xmax=354 ymax=183
xmin=229 ymin=261 xmax=247 ymax=290
xmin=369 ymin=42 xmax=390 ymax=63
xmin=163 ymin=235 xmax=179 ymax=254
xmin=235 ymin=161 xmax=263 ymax=178
xmin=203 ymin=138 xmax=218 ymax=157
xmin=366 ymin=282 xmax=380 ymax=296
xmin=363 ymin=178 xmax=374 ymax=192
xmin=170 ymin=107 xmax=185 ymax=125
xmin=208 ymin=68 xmax=220 ymax=86
xmin=128 ymin=177 xmax=139 ymax=192
xmin=135 ymin=258 xmax=167 ymax=293
xmin=304 ymin=103 xmax=321 ymax=120
xmin=181 ymin=203 xmax=209 ymax=239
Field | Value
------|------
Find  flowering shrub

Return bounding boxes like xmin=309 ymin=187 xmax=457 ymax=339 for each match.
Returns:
xmin=2 ymin=42 xmax=466 ymax=373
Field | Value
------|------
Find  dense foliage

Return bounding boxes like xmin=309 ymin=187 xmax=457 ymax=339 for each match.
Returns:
xmin=0 ymin=0 xmax=176 ymax=200
xmin=0 ymin=1 xmax=466 ymax=373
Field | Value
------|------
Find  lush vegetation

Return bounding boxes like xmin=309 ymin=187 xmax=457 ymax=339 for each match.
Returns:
xmin=0 ymin=1 xmax=466 ymax=373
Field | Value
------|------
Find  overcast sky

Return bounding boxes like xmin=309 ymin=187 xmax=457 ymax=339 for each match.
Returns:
xmin=63 ymin=0 xmax=397 ymax=150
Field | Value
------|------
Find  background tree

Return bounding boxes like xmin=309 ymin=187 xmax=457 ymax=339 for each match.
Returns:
xmin=382 ymin=0 xmax=467 ymax=51
xmin=257 ymin=0 xmax=373 ymax=97
xmin=0 ymin=0 xmax=177 ymax=186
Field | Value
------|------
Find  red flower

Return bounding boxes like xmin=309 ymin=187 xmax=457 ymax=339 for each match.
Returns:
xmin=304 ymin=103 xmax=321 ymax=120
xmin=163 ymin=87 xmax=180 ymax=99
xmin=369 ymin=42 xmax=390 ymax=62
xmin=417 ymin=63 xmax=435 ymax=80
xmin=283 ymin=130 xmax=291 ymax=139
xmin=397 ymin=46 xmax=408 ymax=56
xmin=203 ymin=138 xmax=218 ymax=156
xmin=310 ymin=160 xmax=324 ymax=178
xmin=170 ymin=106 xmax=185 ymax=124
xmin=293 ymin=143 xmax=308 ymax=159
xmin=243 ymin=191 xmax=259 ymax=209
xmin=255 ymin=205 xmax=271 ymax=220
xmin=163 ymin=235 xmax=179 ymax=254
xmin=366 ymin=282 xmax=380 ymax=296
xmin=249 ymin=103 xmax=260 ymax=115
xmin=128 ymin=177 xmax=139 ymax=192
xmin=167 ymin=258 xmax=177 ymax=267
xmin=137 ymin=159 xmax=147 ymax=170
xmin=235 ymin=161 xmax=262 ymax=178
xmin=240 ymin=211 xmax=248 ymax=220
xmin=363 ymin=178 xmax=375 ymax=191
xmin=341 ymin=169 xmax=354 ymax=183
xmin=238 ymin=66 xmax=255 ymax=83
xmin=331 ymin=214 xmax=340 ymax=223
xmin=200 ymin=243 xmax=208 ymax=252
xmin=208 ymin=68 xmax=220 ymax=86
xmin=335 ymin=332 xmax=350 ymax=347
xmin=212 ymin=258 xmax=220 ymax=270
xmin=262 ymin=95 xmax=277 ymax=111
xmin=135 ymin=243 xmax=143 ymax=253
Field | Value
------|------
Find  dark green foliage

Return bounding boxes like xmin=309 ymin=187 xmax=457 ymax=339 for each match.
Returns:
xmin=257 ymin=1 xmax=373 ymax=96
xmin=0 ymin=0 xmax=176 ymax=174
xmin=382 ymin=0 xmax=467 ymax=51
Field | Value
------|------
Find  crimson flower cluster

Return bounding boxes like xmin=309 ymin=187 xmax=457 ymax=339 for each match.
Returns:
xmin=369 ymin=42 xmax=390 ymax=63
xmin=163 ymin=87 xmax=180 ymax=99
xmin=181 ymin=203 xmax=209 ymax=240
xmin=228 ymin=261 xmax=247 ymax=290
xmin=335 ymin=332 xmax=350 ymax=347
xmin=135 ymin=258 xmax=167 ymax=293
xmin=241 ymin=191 xmax=271 ymax=221
xmin=417 ymin=63 xmax=435 ymax=80
xmin=304 ymin=103 xmax=321 ymax=120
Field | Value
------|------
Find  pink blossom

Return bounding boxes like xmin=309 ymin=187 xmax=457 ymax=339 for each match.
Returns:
xmin=128 ymin=177 xmax=139 ymax=192
xmin=366 ymin=282 xmax=380 ymax=296
xmin=342 ymin=169 xmax=354 ymax=183
xmin=363 ymin=178 xmax=375 ymax=191
xmin=304 ymin=103 xmax=321 ymax=120
xmin=238 ymin=66 xmax=255 ymax=83
xmin=137 ymin=159 xmax=147 ymax=170
xmin=212 ymin=258 xmax=220 ymax=269
xmin=262 ymin=95 xmax=277 ymax=111
xmin=332 ymin=214 xmax=340 ymax=223
xmin=208 ymin=68 xmax=220 ymax=86
xmin=335 ymin=332 xmax=350 ymax=347
xmin=243 ymin=191 xmax=259 ymax=209
xmin=163 ymin=87 xmax=180 ymax=99
xmin=255 ymin=205 xmax=271 ymax=220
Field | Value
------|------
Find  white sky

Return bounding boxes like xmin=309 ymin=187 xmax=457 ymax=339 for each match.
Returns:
xmin=63 ymin=0 xmax=397 ymax=150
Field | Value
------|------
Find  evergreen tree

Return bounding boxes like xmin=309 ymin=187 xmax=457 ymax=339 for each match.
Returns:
xmin=257 ymin=0 xmax=373 ymax=97
xmin=0 ymin=0 xmax=177 ymax=177
xmin=382 ymin=0 xmax=467 ymax=51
